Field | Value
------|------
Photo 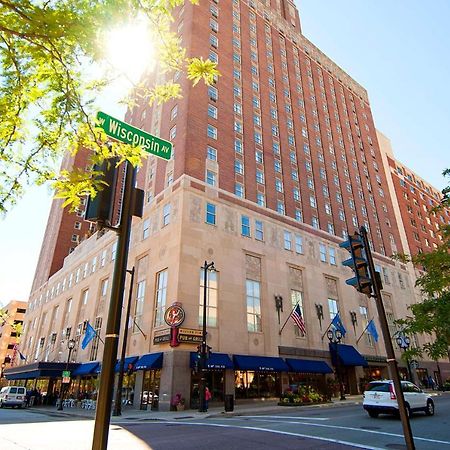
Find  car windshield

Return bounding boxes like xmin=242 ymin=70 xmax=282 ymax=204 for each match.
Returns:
xmin=365 ymin=382 xmax=390 ymax=392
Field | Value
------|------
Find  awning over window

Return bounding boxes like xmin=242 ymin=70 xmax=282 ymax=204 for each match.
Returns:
xmin=72 ymin=362 xmax=100 ymax=376
xmin=114 ymin=356 xmax=139 ymax=373
xmin=135 ymin=352 xmax=164 ymax=370
xmin=189 ymin=352 xmax=234 ymax=370
xmin=335 ymin=344 xmax=368 ymax=367
xmin=4 ymin=361 xmax=79 ymax=380
xmin=233 ymin=355 xmax=289 ymax=372
xmin=286 ymin=358 xmax=333 ymax=374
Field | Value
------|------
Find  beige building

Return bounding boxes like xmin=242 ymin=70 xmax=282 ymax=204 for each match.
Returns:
xmin=0 ymin=300 xmax=27 ymax=385
xmin=12 ymin=174 xmax=439 ymax=409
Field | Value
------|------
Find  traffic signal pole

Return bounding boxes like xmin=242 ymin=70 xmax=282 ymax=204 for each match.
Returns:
xmin=359 ymin=226 xmax=415 ymax=450
xmin=92 ymin=161 xmax=136 ymax=450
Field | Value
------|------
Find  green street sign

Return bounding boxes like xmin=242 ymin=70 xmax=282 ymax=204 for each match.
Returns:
xmin=96 ymin=111 xmax=172 ymax=160
xmin=62 ymin=370 xmax=71 ymax=378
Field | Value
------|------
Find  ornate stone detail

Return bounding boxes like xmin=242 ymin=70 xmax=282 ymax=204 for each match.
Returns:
xmin=189 ymin=196 xmax=202 ymax=223
xmin=246 ymin=254 xmax=261 ymax=281
xmin=325 ymin=277 xmax=338 ymax=297
xmin=289 ymin=267 xmax=303 ymax=291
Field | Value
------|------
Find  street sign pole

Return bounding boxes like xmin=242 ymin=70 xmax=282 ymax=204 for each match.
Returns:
xmin=359 ymin=226 xmax=415 ymax=450
xmin=92 ymin=161 xmax=135 ymax=450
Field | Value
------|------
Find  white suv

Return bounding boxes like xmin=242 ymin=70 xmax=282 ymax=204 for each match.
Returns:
xmin=363 ymin=380 xmax=434 ymax=418
xmin=0 ymin=386 xmax=27 ymax=408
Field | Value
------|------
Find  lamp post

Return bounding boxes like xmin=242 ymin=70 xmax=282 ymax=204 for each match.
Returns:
xmin=57 ymin=338 xmax=76 ymax=411
xmin=0 ymin=363 xmax=5 ymax=382
xmin=327 ymin=328 xmax=346 ymax=401
xmin=199 ymin=261 xmax=215 ymax=413
xmin=396 ymin=333 xmax=412 ymax=381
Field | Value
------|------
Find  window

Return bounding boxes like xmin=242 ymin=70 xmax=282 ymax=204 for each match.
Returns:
xmin=319 ymin=244 xmax=327 ymax=262
xmin=100 ymin=278 xmax=108 ymax=297
xmin=199 ymin=269 xmax=218 ymax=327
xmin=235 ymin=182 xmax=244 ymax=198
xmin=310 ymin=195 xmax=316 ymax=208
xmin=206 ymin=203 xmax=216 ymax=225
xmin=163 ymin=203 xmax=171 ymax=226
xmin=169 ymin=125 xmax=177 ymax=140
xmin=329 ymin=248 xmax=336 ymax=265
xmin=154 ymin=270 xmax=168 ymax=326
xmin=255 ymin=220 xmax=264 ymax=241
xmin=170 ymin=105 xmax=178 ymax=121
xmin=234 ymin=139 xmax=243 ymax=154
xmin=277 ymin=200 xmax=285 ymax=215
xmin=274 ymin=160 xmax=281 ymax=173
xmin=284 ymin=231 xmax=292 ymax=250
xmin=207 ymin=124 xmax=217 ymax=139
xmin=295 ymin=235 xmax=303 ymax=253
xmin=134 ymin=280 xmax=146 ymax=332
xmin=246 ymin=280 xmax=261 ymax=332
xmin=100 ymin=250 xmax=106 ymax=267
xmin=275 ymin=179 xmax=283 ymax=193
xmin=291 ymin=290 xmax=305 ymax=336
xmin=82 ymin=289 xmax=89 ymax=305
xmin=257 ymin=192 xmax=265 ymax=207
xmin=206 ymin=169 xmax=217 ymax=186
xmin=208 ymin=104 xmax=217 ymax=119
xmin=207 ymin=146 xmax=217 ymax=161
xmin=208 ymin=85 xmax=218 ymax=101
xmin=209 ymin=33 xmax=218 ymax=48
xmin=235 ymin=121 xmax=243 ymax=134
xmin=142 ymin=218 xmax=150 ymax=239
xmin=241 ymin=215 xmax=251 ymax=237
xmin=255 ymin=151 xmax=263 ymax=163
xmin=210 ymin=18 xmax=218 ymax=32
xmin=111 ymin=241 xmax=117 ymax=261
xmin=256 ymin=170 xmax=264 ymax=184
xmin=328 ymin=298 xmax=338 ymax=321
xmin=234 ymin=159 xmax=244 ymax=175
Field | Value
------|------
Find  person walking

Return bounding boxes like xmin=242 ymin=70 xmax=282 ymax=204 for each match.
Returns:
xmin=205 ymin=387 xmax=212 ymax=410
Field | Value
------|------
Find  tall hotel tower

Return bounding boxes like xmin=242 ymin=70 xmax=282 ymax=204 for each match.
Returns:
xmin=17 ymin=1 xmax=447 ymax=410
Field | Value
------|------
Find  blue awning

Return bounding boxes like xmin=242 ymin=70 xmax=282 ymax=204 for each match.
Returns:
xmin=114 ymin=356 xmax=138 ymax=373
xmin=4 ymin=361 xmax=80 ymax=380
xmin=233 ymin=355 xmax=289 ymax=372
xmin=135 ymin=352 xmax=164 ymax=370
xmin=286 ymin=358 xmax=333 ymax=374
xmin=189 ymin=352 xmax=234 ymax=370
xmin=72 ymin=362 xmax=100 ymax=376
xmin=335 ymin=344 xmax=368 ymax=367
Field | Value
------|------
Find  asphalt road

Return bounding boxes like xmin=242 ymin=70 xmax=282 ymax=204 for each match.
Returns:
xmin=0 ymin=394 xmax=449 ymax=449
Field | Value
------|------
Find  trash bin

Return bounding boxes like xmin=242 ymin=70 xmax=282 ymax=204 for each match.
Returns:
xmin=224 ymin=394 xmax=234 ymax=412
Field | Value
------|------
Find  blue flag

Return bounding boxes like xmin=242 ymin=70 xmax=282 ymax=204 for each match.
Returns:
xmin=366 ymin=319 xmax=379 ymax=342
xmin=81 ymin=322 xmax=96 ymax=350
xmin=331 ymin=313 xmax=347 ymax=337
xmin=19 ymin=351 xmax=26 ymax=361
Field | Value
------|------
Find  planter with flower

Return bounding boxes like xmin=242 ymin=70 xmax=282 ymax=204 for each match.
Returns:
xmin=279 ymin=385 xmax=329 ymax=406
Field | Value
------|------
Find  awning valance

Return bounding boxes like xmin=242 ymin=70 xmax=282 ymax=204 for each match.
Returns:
xmin=286 ymin=358 xmax=333 ymax=374
xmin=334 ymin=344 xmax=368 ymax=367
xmin=189 ymin=352 xmax=234 ymax=370
xmin=72 ymin=362 xmax=99 ymax=376
xmin=233 ymin=355 xmax=289 ymax=372
xmin=135 ymin=352 xmax=164 ymax=370
xmin=114 ymin=356 xmax=138 ymax=373
xmin=4 ymin=361 xmax=80 ymax=380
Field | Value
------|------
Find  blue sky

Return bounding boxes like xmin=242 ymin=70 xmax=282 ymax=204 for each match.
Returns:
xmin=0 ymin=1 xmax=449 ymax=306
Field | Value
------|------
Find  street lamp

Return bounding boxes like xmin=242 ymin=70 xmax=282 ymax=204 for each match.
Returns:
xmin=327 ymin=328 xmax=346 ymax=401
xmin=57 ymin=338 xmax=76 ymax=411
xmin=199 ymin=261 xmax=215 ymax=413
xmin=0 ymin=362 xmax=6 ymax=380
xmin=396 ymin=333 xmax=412 ymax=381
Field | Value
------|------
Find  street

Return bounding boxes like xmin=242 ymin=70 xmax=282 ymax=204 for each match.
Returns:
xmin=0 ymin=394 xmax=449 ymax=449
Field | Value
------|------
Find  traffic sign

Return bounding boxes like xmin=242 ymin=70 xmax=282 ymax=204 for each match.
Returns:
xmin=96 ymin=111 xmax=172 ymax=160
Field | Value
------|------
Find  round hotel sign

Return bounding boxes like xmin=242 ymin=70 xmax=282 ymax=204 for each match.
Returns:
xmin=164 ymin=304 xmax=185 ymax=327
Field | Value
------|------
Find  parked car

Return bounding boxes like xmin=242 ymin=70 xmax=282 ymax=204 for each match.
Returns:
xmin=363 ymin=380 xmax=434 ymax=418
xmin=0 ymin=386 xmax=27 ymax=408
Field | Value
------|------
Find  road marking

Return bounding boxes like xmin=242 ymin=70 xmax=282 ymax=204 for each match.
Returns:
xmin=243 ymin=415 xmax=329 ymax=421
xmin=241 ymin=418 xmax=450 ymax=446
xmin=116 ymin=420 xmax=383 ymax=450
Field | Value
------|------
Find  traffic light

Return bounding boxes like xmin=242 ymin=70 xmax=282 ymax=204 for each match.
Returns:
xmin=196 ymin=344 xmax=202 ymax=359
xmin=206 ymin=345 xmax=212 ymax=359
xmin=85 ymin=157 xmax=119 ymax=224
xmin=339 ymin=233 xmax=372 ymax=296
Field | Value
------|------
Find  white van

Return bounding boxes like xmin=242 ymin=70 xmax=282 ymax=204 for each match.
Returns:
xmin=0 ymin=386 xmax=27 ymax=408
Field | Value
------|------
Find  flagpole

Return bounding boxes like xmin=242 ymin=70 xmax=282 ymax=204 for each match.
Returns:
xmin=279 ymin=301 xmax=299 ymax=335
xmin=356 ymin=318 xmax=372 ymax=344
xmin=321 ymin=311 xmax=339 ymax=341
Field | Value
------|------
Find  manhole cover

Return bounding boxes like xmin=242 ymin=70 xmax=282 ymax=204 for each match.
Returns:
xmin=385 ymin=444 xmax=407 ymax=449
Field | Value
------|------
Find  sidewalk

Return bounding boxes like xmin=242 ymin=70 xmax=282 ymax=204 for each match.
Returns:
xmin=27 ymin=394 xmax=366 ymax=422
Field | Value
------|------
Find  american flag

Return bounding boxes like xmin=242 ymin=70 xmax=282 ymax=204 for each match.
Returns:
xmin=291 ymin=304 xmax=307 ymax=335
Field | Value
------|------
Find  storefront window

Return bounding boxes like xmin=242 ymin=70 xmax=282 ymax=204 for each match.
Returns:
xmin=140 ymin=369 xmax=161 ymax=409
xmin=234 ymin=371 xmax=281 ymax=399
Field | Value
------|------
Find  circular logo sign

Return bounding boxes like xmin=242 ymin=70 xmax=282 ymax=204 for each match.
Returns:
xmin=164 ymin=305 xmax=185 ymax=327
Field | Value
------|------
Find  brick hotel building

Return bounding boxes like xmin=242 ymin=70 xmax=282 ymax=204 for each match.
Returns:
xmin=9 ymin=0 xmax=449 ymax=409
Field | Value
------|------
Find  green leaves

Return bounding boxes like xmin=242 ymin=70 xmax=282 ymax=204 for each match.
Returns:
xmin=0 ymin=0 xmax=219 ymax=214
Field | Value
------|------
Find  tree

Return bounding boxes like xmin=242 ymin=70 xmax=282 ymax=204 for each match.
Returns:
xmin=0 ymin=0 xmax=218 ymax=213
xmin=396 ymin=169 xmax=450 ymax=362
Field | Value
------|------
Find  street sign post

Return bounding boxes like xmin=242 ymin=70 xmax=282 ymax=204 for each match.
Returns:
xmin=96 ymin=111 xmax=172 ymax=160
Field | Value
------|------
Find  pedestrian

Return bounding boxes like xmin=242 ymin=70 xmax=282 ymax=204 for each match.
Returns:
xmin=205 ymin=386 xmax=212 ymax=410
xmin=428 ymin=375 xmax=435 ymax=390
